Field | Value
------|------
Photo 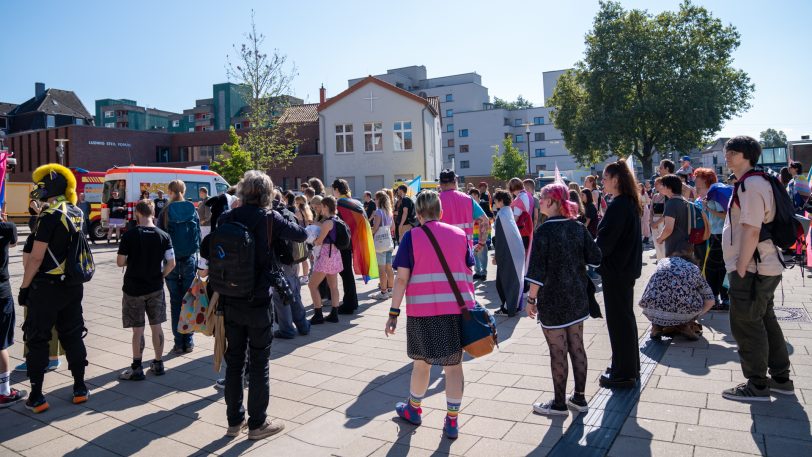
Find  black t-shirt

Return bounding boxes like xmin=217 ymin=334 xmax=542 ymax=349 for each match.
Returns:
xmin=154 ymin=198 xmax=168 ymax=216
xmin=364 ymin=200 xmax=377 ymax=220
xmin=33 ymin=201 xmax=84 ymax=277
xmin=108 ymin=198 xmax=126 ymax=218
xmin=397 ymin=196 xmax=416 ymax=226
xmin=118 ymin=226 xmax=174 ymax=296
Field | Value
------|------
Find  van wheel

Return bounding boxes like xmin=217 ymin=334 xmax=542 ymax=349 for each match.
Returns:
xmin=90 ymin=221 xmax=106 ymax=240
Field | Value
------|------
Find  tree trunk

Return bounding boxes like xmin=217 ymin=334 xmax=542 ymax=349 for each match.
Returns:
xmin=641 ymin=143 xmax=654 ymax=178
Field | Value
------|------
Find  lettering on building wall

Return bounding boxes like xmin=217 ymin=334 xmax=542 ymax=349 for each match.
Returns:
xmin=88 ymin=140 xmax=132 ymax=147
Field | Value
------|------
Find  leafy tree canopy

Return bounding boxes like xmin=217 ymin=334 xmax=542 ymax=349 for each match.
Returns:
xmin=210 ymin=127 xmax=254 ymax=185
xmin=759 ymin=128 xmax=787 ymax=148
xmin=491 ymin=137 xmax=528 ymax=182
xmin=548 ymin=0 xmax=754 ymax=176
xmin=493 ymin=95 xmax=534 ymax=111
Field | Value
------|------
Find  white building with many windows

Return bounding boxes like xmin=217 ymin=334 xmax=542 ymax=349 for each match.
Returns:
xmin=318 ymin=76 xmax=442 ymax=195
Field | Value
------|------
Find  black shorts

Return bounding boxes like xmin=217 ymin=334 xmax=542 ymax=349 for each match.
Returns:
xmin=0 ymin=295 xmax=15 ymax=350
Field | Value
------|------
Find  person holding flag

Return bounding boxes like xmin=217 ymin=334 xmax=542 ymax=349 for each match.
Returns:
xmin=331 ymin=179 xmax=378 ymax=315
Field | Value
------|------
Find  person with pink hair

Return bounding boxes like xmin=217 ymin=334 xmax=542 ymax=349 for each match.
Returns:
xmin=525 ymin=183 xmax=602 ymax=416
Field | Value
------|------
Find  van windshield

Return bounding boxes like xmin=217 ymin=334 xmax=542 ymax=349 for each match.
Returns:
xmin=103 ymin=180 xmax=126 ymax=202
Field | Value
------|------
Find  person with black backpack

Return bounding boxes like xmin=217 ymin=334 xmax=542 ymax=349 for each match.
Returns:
xmin=157 ymin=179 xmax=201 ymax=355
xmin=207 ymin=171 xmax=306 ymax=440
xmin=17 ymin=164 xmax=91 ymax=414
xmin=721 ymin=136 xmax=795 ymax=402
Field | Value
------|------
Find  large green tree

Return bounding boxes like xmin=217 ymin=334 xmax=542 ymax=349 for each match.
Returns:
xmin=225 ymin=10 xmax=300 ymax=171
xmin=549 ymin=0 xmax=754 ymax=175
xmin=491 ymin=137 xmax=528 ymax=182
xmin=210 ymin=127 xmax=254 ymax=185
xmin=759 ymin=128 xmax=787 ymax=148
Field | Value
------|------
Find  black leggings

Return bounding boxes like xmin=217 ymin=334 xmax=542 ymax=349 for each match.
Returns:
xmin=542 ymin=322 xmax=587 ymax=406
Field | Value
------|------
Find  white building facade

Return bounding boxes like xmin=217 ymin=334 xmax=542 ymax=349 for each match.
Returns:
xmin=319 ymin=77 xmax=442 ymax=196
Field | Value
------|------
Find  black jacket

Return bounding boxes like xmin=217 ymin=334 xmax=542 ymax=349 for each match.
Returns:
xmin=596 ymin=194 xmax=642 ymax=282
xmin=216 ymin=205 xmax=307 ymax=325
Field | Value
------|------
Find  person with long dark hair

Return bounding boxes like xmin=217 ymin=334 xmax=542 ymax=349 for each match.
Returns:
xmin=596 ymin=159 xmax=643 ymax=389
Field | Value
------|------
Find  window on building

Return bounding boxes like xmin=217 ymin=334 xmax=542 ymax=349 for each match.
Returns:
xmin=536 ymin=164 xmax=547 ymax=172
xmin=172 ymin=120 xmax=180 ymax=127
xmin=445 ymin=94 xmax=453 ymax=102
xmin=448 ymin=153 xmax=455 ymax=161
xmin=514 ymin=119 xmax=522 ymax=127
xmin=515 ymin=134 xmax=524 ymax=143
xmin=447 ymin=139 xmax=454 ymax=147
xmin=535 ymin=148 xmax=546 ymax=157
xmin=104 ymin=122 xmax=115 ymax=128
xmin=104 ymin=110 xmax=114 ymax=118
xmin=504 ymin=118 xmax=511 ymax=126
xmin=336 ymin=123 xmax=354 ymax=153
xmin=188 ymin=115 xmax=194 ymax=122
xmin=46 ymin=115 xmax=55 ymax=128
xmin=188 ymin=128 xmax=194 ymax=132
xmin=393 ymin=121 xmax=413 ymax=151
xmin=458 ymin=129 xmax=469 ymax=137
xmin=460 ymin=160 xmax=470 ymax=169
xmin=534 ymin=117 xmax=544 ymax=125
xmin=504 ymin=132 xmax=512 ymax=139
xmin=446 ymin=109 xmax=453 ymax=117
xmin=459 ymin=145 xmax=469 ymax=153
xmin=364 ymin=122 xmax=383 ymax=152
xmin=75 ymin=118 xmax=84 ymax=125
xmin=447 ymin=123 xmax=454 ymax=133
xmin=534 ymin=132 xmax=545 ymax=141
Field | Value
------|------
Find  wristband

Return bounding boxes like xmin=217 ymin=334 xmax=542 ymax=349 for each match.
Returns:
xmin=527 ymin=296 xmax=537 ymax=305
xmin=389 ymin=307 xmax=401 ymax=318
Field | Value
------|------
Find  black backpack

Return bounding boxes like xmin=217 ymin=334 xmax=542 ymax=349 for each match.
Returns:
xmin=732 ymin=168 xmax=804 ymax=252
xmin=274 ymin=208 xmax=309 ymax=265
xmin=208 ymin=212 xmax=262 ymax=297
xmin=51 ymin=205 xmax=95 ymax=285
xmin=332 ymin=217 xmax=351 ymax=251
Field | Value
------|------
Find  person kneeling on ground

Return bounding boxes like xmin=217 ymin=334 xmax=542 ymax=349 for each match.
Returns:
xmin=638 ymin=246 xmax=715 ymax=341
xmin=117 ymin=200 xmax=175 ymax=380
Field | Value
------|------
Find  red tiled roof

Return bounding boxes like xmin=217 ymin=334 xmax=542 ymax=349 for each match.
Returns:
xmin=318 ymin=76 xmax=439 ymax=116
xmin=278 ymin=103 xmax=319 ymax=124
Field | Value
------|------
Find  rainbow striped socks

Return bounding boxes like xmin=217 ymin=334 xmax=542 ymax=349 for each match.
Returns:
xmin=409 ymin=393 xmax=423 ymax=409
xmin=447 ymin=398 xmax=461 ymax=419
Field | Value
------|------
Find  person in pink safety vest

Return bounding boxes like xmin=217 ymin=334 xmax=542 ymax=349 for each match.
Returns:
xmin=436 ymin=169 xmax=490 ymax=256
xmin=385 ymin=190 xmax=475 ymax=440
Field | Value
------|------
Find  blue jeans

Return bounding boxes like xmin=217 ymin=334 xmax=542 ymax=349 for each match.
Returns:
xmin=166 ymin=255 xmax=197 ymax=348
xmin=272 ymin=264 xmax=310 ymax=338
xmin=474 ymin=242 xmax=489 ymax=276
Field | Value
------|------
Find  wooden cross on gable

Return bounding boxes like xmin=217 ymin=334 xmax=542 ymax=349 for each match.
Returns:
xmin=363 ymin=89 xmax=379 ymax=113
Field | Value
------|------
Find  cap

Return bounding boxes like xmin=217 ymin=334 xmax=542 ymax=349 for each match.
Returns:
xmin=681 ymin=155 xmax=691 ymax=162
xmin=439 ymin=169 xmax=457 ymax=184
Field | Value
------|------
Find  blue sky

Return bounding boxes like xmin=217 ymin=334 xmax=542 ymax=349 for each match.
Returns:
xmin=3 ymin=0 xmax=810 ymax=140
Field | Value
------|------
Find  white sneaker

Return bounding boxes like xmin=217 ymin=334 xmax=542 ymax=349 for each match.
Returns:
xmin=370 ymin=291 xmax=389 ymax=300
xmin=532 ymin=400 xmax=569 ymax=416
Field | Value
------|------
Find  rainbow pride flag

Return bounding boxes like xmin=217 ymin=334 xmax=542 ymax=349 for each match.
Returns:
xmin=337 ymin=196 xmax=379 ymax=283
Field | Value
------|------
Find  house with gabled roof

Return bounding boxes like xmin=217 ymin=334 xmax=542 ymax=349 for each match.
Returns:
xmin=7 ymin=83 xmax=94 ymax=133
xmin=318 ymin=76 xmax=442 ymax=195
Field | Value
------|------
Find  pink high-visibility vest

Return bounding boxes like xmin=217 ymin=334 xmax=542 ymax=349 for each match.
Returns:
xmin=405 ymin=221 xmax=475 ymax=317
xmin=440 ymin=189 xmax=475 ymax=246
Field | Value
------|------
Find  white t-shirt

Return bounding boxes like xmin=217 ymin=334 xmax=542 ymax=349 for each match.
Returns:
xmin=722 ymin=175 xmax=783 ymax=276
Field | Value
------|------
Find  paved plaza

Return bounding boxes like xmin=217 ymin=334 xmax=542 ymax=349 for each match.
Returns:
xmin=1 ymin=238 xmax=812 ymax=456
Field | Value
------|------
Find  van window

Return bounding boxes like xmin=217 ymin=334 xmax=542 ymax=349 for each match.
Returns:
xmin=102 ymin=180 xmax=127 ymax=202
xmin=184 ymin=181 xmax=211 ymax=202
xmin=216 ymin=183 xmax=229 ymax=195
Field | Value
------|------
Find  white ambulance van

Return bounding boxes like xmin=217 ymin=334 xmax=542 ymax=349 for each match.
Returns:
xmin=101 ymin=166 xmax=230 ymax=229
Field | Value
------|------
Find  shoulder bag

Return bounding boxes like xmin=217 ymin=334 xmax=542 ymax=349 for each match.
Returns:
xmin=419 ymin=225 xmax=498 ymax=358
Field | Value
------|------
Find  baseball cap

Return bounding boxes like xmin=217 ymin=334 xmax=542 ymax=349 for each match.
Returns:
xmin=439 ymin=169 xmax=457 ymax=183
xmin=681 ymin=155 xmax=691 ymax=162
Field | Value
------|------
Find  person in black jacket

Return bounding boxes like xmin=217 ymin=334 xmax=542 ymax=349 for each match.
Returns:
xmin=596 ymin=159 xmax=643 ymax=389
xmin=210 ymin=171 xmax=307 ymax=441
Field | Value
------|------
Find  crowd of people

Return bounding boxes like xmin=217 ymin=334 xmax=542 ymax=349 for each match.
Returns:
xmin=0 ymin=135 xmax=807 ymax=441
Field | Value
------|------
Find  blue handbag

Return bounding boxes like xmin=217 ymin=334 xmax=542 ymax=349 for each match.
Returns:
xmin=420 ymin=226 xmax=498 ymax=358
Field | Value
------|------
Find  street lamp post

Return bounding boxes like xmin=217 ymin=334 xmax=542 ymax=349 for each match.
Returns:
xmin=55 ymin=139 xmax=69 ymax=165
xmin=522 ymin=122 xmax=532 ymax=177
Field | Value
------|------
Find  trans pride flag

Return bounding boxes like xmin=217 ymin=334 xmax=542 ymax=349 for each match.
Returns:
xmin=337 ymin=196 xmax=379 ymax=283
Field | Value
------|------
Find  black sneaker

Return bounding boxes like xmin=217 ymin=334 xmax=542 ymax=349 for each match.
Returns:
xmin=768 ymin=378 xmax=795 ymax=396
xmin=310 ymin=310 xmax=325 ymax=325
xmin=325 ymin=310 xmax=339 ymax=323
xmin=567 ymin=395 xmax=589 ymax=413
xmin=722 ymin=381 xmax=770 ymax=402
xmin=150 ymin=360 xmax=165 ymax=376
xmin=119 ymin=366 xmax=146 ymax=381
xmin=25 ymin=395 xmax=49 ymax=414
